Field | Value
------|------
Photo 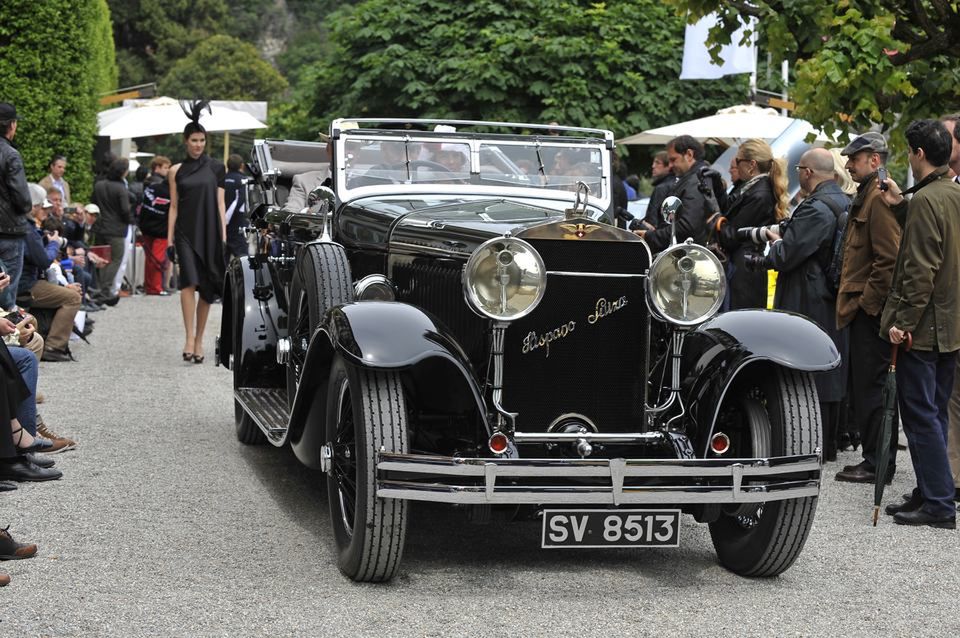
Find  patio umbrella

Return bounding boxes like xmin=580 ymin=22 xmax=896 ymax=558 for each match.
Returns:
xmin=98 ymin=97 xmax=267 ymax=140
xmin=617 ymin=103 xmax=835 ymax=146
xmin=873 ymin=333 xmax=911 ymax=526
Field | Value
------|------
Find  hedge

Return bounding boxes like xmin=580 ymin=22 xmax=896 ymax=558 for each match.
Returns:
xmin=0 ymin=0 xmax=117 ymax=201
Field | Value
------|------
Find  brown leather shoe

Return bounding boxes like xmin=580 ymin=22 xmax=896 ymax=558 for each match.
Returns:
xmin=835 ymin=464 xmax=893 ymax=484
xmin=0 ymin=526 xmax=38 ymax=560
xmin=0 ymin=570 xmax=9 ymax=587
xmin=36 ymin=419 xmax=77 ymax=454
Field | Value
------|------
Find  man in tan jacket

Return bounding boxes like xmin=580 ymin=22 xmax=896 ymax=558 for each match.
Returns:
xmin=834 ymin=133 xmax=902 ymax=483
xmin=880 ymin=119 xmax=960 ymax=529
xmin=38 ymin=155 xmax=71 ymax=207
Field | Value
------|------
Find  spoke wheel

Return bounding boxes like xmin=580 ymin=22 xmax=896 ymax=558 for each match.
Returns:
xmin=324 ymin=355 xmax=408 ymax=582
xmin=285 ymin=243 xmax=353 ymax=408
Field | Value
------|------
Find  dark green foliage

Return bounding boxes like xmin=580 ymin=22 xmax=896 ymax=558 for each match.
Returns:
xmin=0 ymin=0 xmax=117 ymax=200
xmin=158 ymin=35 xmax=288 ymax=101
xmin=291 ymin=0 xmax=746 ymax=141
xmin=108 ymin=0 xmax=229 ymax=86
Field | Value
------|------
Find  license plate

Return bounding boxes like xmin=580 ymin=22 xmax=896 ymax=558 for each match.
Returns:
xmin=541 ymin=509 xmax=681 ymax=548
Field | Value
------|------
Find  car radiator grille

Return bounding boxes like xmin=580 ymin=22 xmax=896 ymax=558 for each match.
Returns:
xmin=392 ymin=258 xmax=488 ymax=365
xmin=502 ymin=239 xmax=650 ymax=433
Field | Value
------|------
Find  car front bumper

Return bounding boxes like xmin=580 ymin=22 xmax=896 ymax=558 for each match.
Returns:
xmin=376 ymin=452 xmax=822 ymax=505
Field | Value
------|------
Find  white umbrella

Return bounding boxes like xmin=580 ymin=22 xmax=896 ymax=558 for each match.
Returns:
xmin=98 ymin=97 xmax=267 ymax=140
xmin=618 ymin=104 xmax=833 ymax=146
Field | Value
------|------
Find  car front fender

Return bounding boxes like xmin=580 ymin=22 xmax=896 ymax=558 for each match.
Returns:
xmin=288 ymin=301 xmax=490 ymax=469
xmin=682 ymin=309 xmax=840 ymax=455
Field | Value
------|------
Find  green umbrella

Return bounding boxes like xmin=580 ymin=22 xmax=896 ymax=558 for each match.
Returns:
xmin=873 ymin=333 xmax=911 ymax=526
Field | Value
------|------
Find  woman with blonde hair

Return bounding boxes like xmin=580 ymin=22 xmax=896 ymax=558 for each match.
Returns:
xmin=716 ymin=138 xmax=788 ymax=309
xmin=829 ymin=147 xmax=857 ymax=195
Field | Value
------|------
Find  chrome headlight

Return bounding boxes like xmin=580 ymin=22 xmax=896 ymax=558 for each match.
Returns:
xmin=647 ymin=242 xmax=725 ymax=326
xmin=463 ymin=237 xmax=546 ymax=321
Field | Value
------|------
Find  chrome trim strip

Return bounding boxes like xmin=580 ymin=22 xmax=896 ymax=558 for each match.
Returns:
xmin=378 ymin=452 xmax=820 ymax=478
xmin=377 ymin=480 xmax=821 ymax=505
xmin=389 ymin=241 xmax=471 ymax=258
xmin=513 ymin=432 xmax=662 ymax=444
xmin=546 ymin=271 xmax=646 ymax=278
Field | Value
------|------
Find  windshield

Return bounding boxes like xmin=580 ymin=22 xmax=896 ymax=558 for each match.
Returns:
xmin=340 ymin=136 xmax=606 ymax=199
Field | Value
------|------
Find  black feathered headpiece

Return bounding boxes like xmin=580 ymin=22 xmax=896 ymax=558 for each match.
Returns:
xmin=180 ymin=99 xmax=211 ymax=137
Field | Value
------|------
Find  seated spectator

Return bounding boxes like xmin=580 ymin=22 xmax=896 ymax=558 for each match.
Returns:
xmin=17 ymin=201 xmax=81 ymax=362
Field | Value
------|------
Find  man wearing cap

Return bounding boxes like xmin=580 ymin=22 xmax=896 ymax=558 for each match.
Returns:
xmin=0 ymin=102 xmax=32 ymax=310
xmin=834 ymin=132 xmax=903 ymax=484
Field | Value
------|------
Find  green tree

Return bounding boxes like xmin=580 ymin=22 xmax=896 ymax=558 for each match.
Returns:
xmin=0 ymin=0 xmax=117 ymax=200
xmin=287 ymin=0 xmax=747 ymax=141
xmin=668 ymin=1 xmax=960 ymax=140
xmin=108 ymin=0 xmax=228 ymax=86
xmin=158 ymin=35 xmax=289 ymax=101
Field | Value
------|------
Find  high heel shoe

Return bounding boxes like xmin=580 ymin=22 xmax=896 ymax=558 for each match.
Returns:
xmin=11 ymin=427 xmax=52 ymax=453
xmin=192 ymin=354 xmax=205 ymax=364
xmin=182 ymin=352 xmax=193 ymax=361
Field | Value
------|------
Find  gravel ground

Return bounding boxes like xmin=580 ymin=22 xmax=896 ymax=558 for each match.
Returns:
xmin=2 ymin=294 xmax=959 ymax=637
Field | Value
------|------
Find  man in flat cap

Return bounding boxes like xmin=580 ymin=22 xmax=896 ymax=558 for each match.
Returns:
xmin=834 ymin=131 xmax=903 ymax=484
xmin=0 ymin=102 xmax=32 ymax=310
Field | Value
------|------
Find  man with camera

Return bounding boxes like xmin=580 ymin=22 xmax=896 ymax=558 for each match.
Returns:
xmin=763 ymin=148 xmax=849 ymax=459
xmin=635 ymin=135 xmax=723 ymax=253
xmin=880 ymin=119 xmax=960 ymax=529
xmin=833 ymin=133 xmax=902 ymax=483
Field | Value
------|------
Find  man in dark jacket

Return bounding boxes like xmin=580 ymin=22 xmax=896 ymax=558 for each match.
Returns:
xmin=223 ymin=154 xmax=247 ymax=258
xmin=0 ymin=102 xmax=32 ymax=310
xmin=880 ymin=119 xmax=960 ymax=529
xmin=834 ymin=133 xmax=902 ymax=483
xmin=90 ymin=158 xmax=132 ymax=304
xmin=637 ymin=136 xmax=722 ymax=253
xmin=643 ymin=151 xmax=677 ymax=229
xmin=764 ymin=148 xmax=849 ymax=460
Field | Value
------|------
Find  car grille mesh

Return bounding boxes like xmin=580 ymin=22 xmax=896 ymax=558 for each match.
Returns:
xmin=502 ymin=239 xmax=650 ymax=433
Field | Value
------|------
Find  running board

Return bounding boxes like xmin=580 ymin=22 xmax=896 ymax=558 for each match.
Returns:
xmin=235 ymin=387 xmax=289 ymax=446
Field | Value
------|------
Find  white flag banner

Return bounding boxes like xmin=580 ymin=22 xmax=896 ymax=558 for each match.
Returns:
xmin=680 ymin=14 xmax=756 ymax=80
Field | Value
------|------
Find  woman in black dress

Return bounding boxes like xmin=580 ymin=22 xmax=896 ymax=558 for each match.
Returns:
xmin=167 ymin=102 xmax=226 ymax=363
xmin=716 ymin=138 xmax=788 ymax=310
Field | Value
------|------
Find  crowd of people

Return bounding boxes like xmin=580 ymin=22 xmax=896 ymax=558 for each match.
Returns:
xmin=631 ymin=119 xmax=960 ymax=530
xmin=0 ymin=100 xmax=237 ymax=586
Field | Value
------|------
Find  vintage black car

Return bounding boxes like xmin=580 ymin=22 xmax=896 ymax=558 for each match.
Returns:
xmin=218 ymin=119 xmax=838 ymax=583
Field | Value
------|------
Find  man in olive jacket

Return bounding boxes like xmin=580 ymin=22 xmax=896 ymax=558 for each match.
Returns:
xmin=880 ymin=119 xmax=960 ymax=529
xmin=834 ymin=133 xmax=902 ymax=484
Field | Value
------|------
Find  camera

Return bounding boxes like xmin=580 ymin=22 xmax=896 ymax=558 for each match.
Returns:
xmin=743 ymin=251 xmax=768 ymax=272
xmin=65 ymin=205 xmax=78 ymax=214
xmin=736 ymin=220 xmax=788 ymax=246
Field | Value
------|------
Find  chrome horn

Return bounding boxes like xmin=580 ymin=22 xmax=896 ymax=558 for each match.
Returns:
xmin=307 ymin=185 xmax=337 ymax=242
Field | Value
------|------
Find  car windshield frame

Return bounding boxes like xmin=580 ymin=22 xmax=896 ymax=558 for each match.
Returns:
xmin=332 ymin=120 xmax=613 ymax=211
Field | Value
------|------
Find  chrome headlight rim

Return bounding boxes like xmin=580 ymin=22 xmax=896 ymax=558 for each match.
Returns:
xmin=646 ymin=241 xmax=726 ymax=327
xmin=354 ymin=274 xmax=396 ymax=301
xmin=462 ymin=236 xmax=547 ymax=322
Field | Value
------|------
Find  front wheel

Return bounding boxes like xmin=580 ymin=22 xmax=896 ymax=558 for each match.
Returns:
xmin=709 ymin=366 xmax=820 ymax=577
xmin=325 ymin=355 xmax=408 ymax=582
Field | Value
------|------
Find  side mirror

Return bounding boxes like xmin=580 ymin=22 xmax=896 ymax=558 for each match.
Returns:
xmin=661 ymin=196 xmax=681 ymax=246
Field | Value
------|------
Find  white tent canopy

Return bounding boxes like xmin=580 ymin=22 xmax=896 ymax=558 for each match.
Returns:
xmin=618 ymin=104 xmax=835 ymax=147
xmin=98 ymin=97 xmax=267 ymax=140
